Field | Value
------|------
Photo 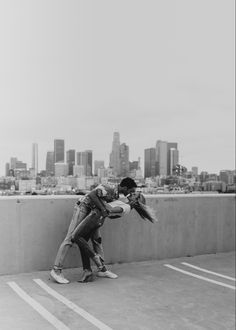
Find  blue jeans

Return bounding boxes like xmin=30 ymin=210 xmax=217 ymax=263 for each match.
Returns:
xmin=53 ymin=203 xmax=104 ymax=270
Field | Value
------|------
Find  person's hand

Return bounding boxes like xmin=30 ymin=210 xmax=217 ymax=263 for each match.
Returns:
xmin=101 ymin=208 xmax=109 ymax=218
xmin=127 ymin=198 xmax=140 ymax=209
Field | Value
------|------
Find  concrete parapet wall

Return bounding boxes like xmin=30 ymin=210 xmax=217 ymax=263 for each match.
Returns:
xmin=0 ymin=194 xmax=235 ymax=275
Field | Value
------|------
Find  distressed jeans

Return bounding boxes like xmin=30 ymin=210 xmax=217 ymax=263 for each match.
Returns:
xmin=53 ymin=203 xmax=104 ymax=270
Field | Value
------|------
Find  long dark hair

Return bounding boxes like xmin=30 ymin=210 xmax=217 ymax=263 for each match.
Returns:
xmin=132 ymin=201 xmax=158 ymax=223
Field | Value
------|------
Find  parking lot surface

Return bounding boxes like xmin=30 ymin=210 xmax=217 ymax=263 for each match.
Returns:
xmin=0 ymin=252 xmax=235 ymax=330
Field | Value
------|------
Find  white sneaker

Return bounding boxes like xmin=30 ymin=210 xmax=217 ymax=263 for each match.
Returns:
xmin=97 ymin=270 xmax=118 ymax=279
xmin=50 ymin=269 xmax=70 ymax=284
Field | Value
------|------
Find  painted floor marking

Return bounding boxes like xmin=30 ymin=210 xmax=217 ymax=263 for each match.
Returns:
xmin=34 ymin=279 xmax=113 ymax=330
xmin=181 ymin=262 xmax=236 ymax=281
xmin=164 ymin=264 xmax=236 ymax=290
xmin=7 ymin=281 xmax=70 ymax=330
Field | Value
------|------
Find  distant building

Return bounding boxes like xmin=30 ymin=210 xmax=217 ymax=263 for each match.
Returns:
xmin=167 ymin=142 xmax=178 ymax=175
xmin=156 ymin=140 xmax=168 ymax=176
xmin=54 ymin=163 xmax=68 ymax=177
xmin=10 ymin=157 xmax=17 ymax=170
xmin=129 ymin=161 xmax=139 ymax=171
xmin=32 ymin=143 xmax=38 ymax=176
xmin=120 ymin=143 xmax=129 ymax=177
xmin=18 ymin=179 xmax=36 ymax=192
xmin=192 ymin=167 xmax=198 ymax=176
xmin=46 ymin=151 xmax=54 ymax=176
xmin=54 ymin=139 xmax=65 ymax=163
xmin=66 ymin=149 xmax=75 ymax=176
xmin=73 ymin=165 xmax=85 ymax=177
xmin=5 ymin=163 xmax=10 ymax=177
xmin=94 ymin=160 xmax=105 ymax=176
xmin=109 ymin=131 xmax=121 ymax=176
xmin=219 ymin=170 xmax=234 ymax=185
xmin=169 ymin=147 xmax=179 ymax=175
xmin=77 ymin=150 xmax=93 ymax=176
xmin=144 ymin=148 xmax=157 ymax=178
xmin=199 ymin=171 xmax=209 ymax=183
xmin=10 ymin=157 xmax=27 ymax=171
xmin=15 ymin=161 xmax=27 ymax=170
xmin=97 ymin=167 xmax=107 ymax=178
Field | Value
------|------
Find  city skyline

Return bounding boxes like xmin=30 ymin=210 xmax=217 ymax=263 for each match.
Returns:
xmin=0 ymin=1 xmax=235 ymax=176
xmin=2 ymin=134 xmax=235 ymax=177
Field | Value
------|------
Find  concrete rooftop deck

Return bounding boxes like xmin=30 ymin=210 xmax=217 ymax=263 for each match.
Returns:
xmin=0 ymin=252 xmax=235 ymax=330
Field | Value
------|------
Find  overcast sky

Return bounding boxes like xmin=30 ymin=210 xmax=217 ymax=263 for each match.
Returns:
xmin=0 ymin=0 xmax=235 ymax=176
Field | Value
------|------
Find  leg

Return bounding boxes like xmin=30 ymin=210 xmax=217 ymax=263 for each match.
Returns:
xmin=91 ymin=228 xmax=104 ymax=260
xmin=77 ymin=234 xmax=94 ymax=283
xmin=73 ymin=209 xmax=117 ymax=279
xmin=50 ymin=203 xmax=89 ymax=284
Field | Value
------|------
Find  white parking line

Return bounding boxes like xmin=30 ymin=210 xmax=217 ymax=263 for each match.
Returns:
xmin=7 ymin=281 xmax=70 ymax=330
xmin=181 ymin=262 xmax=236 ymax=281
xmin=34 ymin=279 xmax=113 ymax=330
xmin=164 ymin=264 xmax=236 ymax=290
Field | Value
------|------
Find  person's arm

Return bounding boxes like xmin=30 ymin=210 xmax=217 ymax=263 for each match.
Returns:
xmin=105 ymin=203 xmax=123 ymax=214
xmin=105 ymin=200 xmax=131 ymax=219
xmin=87 ymin=189 xmax=109 ymax=218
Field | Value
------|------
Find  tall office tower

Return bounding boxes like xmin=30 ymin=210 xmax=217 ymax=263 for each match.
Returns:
xmin=66 ymin=149 xmax=75 ymax=176
xmin=77 ymin=150 xmax=93 ymax=176
xmin=120 ymin=143 xmax=129 ymax=177
xmin=10 ymin=157 xmax=17 ymax=170
xmin=32 ymin=143 xmax=38 ymax=176
xmin=192 ymin=167 xmax=198 ymax=176
xmin=156 ymin=140 xmax=168 ymax=176
xmin=144 ymin=148 xmax=157 ymax=178
xmin=5 ymin=163 xmax=10 ymax=176
xmin=46 ymin=151 xmax=54 ymax=176
xmin=54 ymin=139 xmax=65 ymax=163
xmin=109 ymin=131 xmax=121 ymax=176
xmin=169 ymin=148 xmax=179 ymax=175
xmin=94 ymin=160 xmax=105 ymax=176
xmin=167 ymin=142 xmax=178 ymax=175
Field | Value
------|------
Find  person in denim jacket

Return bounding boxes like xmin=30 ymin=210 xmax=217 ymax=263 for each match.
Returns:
xmin=50 ymin=177 xmax=137 ymax=284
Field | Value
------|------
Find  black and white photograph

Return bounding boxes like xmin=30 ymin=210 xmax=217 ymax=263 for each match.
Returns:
xmin=0 ymin=1 xmax=235 ymax=329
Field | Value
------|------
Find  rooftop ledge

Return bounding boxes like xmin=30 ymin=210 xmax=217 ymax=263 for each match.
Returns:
xmin=0 ymin=193 xmax=235 ymax=201
xmin=0 ymin=193 xmax=235 ymax=275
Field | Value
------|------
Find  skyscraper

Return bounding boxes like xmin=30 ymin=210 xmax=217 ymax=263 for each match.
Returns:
xmin=10 ymin=157 xmax=17 ymax=170
xmin=144 ymin=148 xmax=157 ymax=178
xmin=66 ymin=149 xmax=75 ymax=176
xmin=32 ymin=143 xmax=38 ymax=176
xmin=167 ymin=142 xmax=178 ymax=175
xmin=109 ymin=131 xmax=121 ymax=176
xmin=169 ymin=148 xmax=179 ymax=175
xmin=5 ymin=162 xmax=10 ymax=176
xmin=77 ymin=150 xmax=93 ymax=176
xmin=120 ymin=143 xmax=129 ymax=177
xmin=155 ymin=140 xmax=179 ymax=176
xmin=46 ymin=151 xmax=54 ymax=176
xmin=54 ymin=139 xmax=65 ymax=163
xmin=156 ymin=140 xmax=168 ymax=176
